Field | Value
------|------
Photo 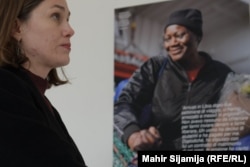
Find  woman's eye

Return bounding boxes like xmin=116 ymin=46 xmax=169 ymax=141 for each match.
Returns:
xmin=52 ymin=13 xmax=60 ymax=21
xmin=164 ymin=37 xmax=171 ymax=42
xmin=176 ymin=33 xmax=185 ymax=39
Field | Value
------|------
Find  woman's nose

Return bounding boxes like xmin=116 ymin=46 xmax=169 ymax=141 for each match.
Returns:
xmin=169 ymin=37 xmax=178 ymax=46
xmin=63 ymin=23 xmax=75 ymax=38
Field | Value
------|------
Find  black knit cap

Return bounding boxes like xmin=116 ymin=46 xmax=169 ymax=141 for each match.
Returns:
xmin=165 ymin=8 xmax=203 ymax=39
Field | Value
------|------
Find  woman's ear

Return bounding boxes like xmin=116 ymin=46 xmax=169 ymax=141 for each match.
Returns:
xmin=190 ymin=31 xmax=201 ymax=47
xmin=196 ymin=36 xmax=202 ymax=45
xmin=12 ymin=19 xmax=22 ymax=41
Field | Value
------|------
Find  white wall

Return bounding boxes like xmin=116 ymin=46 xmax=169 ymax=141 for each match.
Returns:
xmin=45 ymin=1 xmax=249 ymax=167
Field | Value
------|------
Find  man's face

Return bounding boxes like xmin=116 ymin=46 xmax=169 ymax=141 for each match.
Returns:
xmin=164 ymin=25 xmax=198 ymax=62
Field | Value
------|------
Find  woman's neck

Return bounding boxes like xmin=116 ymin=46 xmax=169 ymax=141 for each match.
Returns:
xmin=22 ymin=62 xmax=49 ymax=79
xmin=179 ymin=52 xmax=205 ymax=71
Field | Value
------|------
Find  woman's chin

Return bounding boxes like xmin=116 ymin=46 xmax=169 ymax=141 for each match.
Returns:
xmin=169 ymin=54 xmax=183 ymax=62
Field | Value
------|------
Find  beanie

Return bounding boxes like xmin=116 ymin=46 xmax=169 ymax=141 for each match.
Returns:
xmin=165 ymin=8 xmax=203 ymax=39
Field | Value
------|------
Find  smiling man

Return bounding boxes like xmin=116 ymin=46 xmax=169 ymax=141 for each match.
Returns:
xmin=114 ymin=8 xmax=233 ymax=151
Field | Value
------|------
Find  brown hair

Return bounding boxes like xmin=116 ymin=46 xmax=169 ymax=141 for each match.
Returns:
xmin=0 ymin=0 xmax=69 ymax=87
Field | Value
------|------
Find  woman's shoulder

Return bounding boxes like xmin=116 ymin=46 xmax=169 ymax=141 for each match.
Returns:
xmin=210 ymin=59 xmax=233 ymax=74
xmin=0 ymin=67 xmax=31 ymax=95
xmin=200 ymin=51 xmax=233 ymax=73
xmin=141 ymin=56 xmax=168 ymax=70
xmin=149 ymin=55 xmax=167 ymax=63
xmin=0 ymin=66 xmax=25 ymax=82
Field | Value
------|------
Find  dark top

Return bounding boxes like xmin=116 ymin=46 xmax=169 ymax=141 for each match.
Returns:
xmin=114 ymin=52 xmax=233 ymax=150
xmin=0 ymin=66 xmax=87 ymax=167
xmin=25 ymin=69 xmax=54 ymax=114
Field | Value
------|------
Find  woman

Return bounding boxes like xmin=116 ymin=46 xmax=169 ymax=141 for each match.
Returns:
xmin=114 ymin=8 xmax=233 ymax=151
xmin=0 ymin=0 xmax=86 ymax=166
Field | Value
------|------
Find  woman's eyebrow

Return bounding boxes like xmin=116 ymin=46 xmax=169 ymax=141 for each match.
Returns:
xmin=51 ymin=4 xmax=71 ymax=16
xmin=51 ymin=4 xmax=65 ymax=11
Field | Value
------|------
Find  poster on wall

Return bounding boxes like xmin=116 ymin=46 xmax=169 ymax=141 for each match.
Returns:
xmin=113 ymin=0 xmax=250 ymax=166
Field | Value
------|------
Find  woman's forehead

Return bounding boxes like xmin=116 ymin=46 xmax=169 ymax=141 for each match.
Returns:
xmin=165 ymin=25 xmax=188 ymax=34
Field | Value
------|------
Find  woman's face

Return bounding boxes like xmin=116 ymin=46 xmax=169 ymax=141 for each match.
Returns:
xmin=17 ymin=0 xmax=74 ymax=75
xmin=164 ymin=25 xmax=198 ymax=62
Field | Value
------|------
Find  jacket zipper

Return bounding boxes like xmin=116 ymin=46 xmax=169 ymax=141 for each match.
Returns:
xmin=186 ymin=82 xmax=192 ymax=105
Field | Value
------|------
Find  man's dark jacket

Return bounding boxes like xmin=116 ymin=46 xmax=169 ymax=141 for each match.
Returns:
xmin=0 ymin=67 xmax=86 ymax=167
xmin=114 ymin=52 xmax=233 ymax=150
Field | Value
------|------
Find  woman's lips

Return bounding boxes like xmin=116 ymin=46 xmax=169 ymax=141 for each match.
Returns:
xmin=170 ymin=48 xmax=182 ymax=55
xmin=61 ymin=43 xmax=71 ymax=51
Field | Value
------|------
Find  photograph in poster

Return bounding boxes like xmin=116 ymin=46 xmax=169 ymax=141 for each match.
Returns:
xmin=113 ymin=0 xmax=250 ymax=166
